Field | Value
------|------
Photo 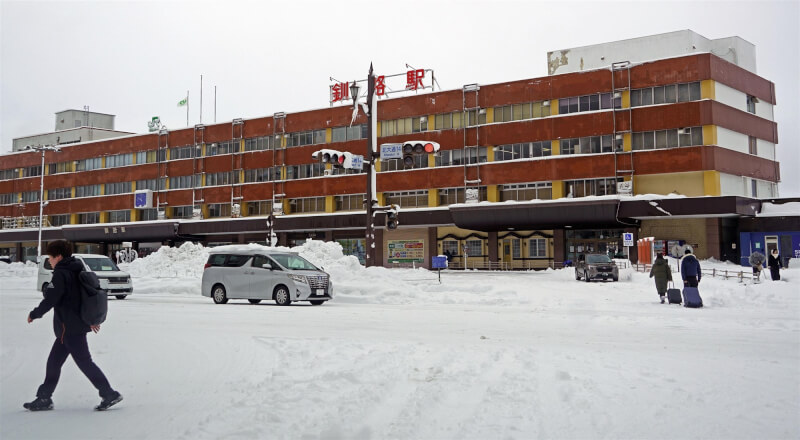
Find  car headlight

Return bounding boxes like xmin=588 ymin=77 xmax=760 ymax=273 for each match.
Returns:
xmin=288 ymin=274 xmax=308 ymax=284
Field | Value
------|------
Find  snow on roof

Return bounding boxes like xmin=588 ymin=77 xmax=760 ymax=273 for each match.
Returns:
xmin=757 ymin=202 xmax=800 ymax=217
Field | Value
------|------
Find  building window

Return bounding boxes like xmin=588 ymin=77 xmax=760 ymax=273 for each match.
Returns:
xmin=75 ymin=157 xmax=102 ymax=171
xmin=0 ymin=193 xmax=15 ymax=205
xmin=632 ymin=127 xmax=702 ymax=150
xmin=206 ymin=140 xmax=239 ymax=156
xmin=48 ymin=161 xmax=74 ymax=174
xmin=631 ymin=82 xmax=701 ymax=107
xmin=22 ymin=166 xmax=42 ymax=177
xmin=442 ymin=240 xmax=459 ymax=256
xmin=22 ymin=191 xmax=39 ymax=203
xmin=511 ymin=239 xmax=521 ymax=259
xmin=207 ymin=203 xmax=232 ymax=218
xmin=108 ymin=210 xmax=130 ymax=223
xmin=172 ymin=206 xmax=194 ymax=219
xmin=438 ymin=187 xmax=488 ymax=205
xmin=49 ymin=214 xmax=71 ymax=226
xmin=749 ymin=136 xmax=758 ymax=155
xmin=493 ymin=100 xmax=551 ymax=122
xmin=559 ymin=135 xmax=613 ymax=155
xmin=529 ymin=238 xmax=547 ymax=258
xmin=169 ymin=175 xmax=200 ymax=190
xmin=244 ymin=167 xmax=280 ymax=183
xmin=136 ymin=150 xmax=158 ymax=164
xmin=558 ymin=93 xmax=619 ymax=114
xmin=246 ymin=200 xmax=273 ymax=217
xmin=47 ymin=187 xmax=71 ymax=200
xmin=76 ymin=184 xmax=101 ymax=197
xmin=169 ymin=145 xmax=201 ymax=160
xmin=382 ymin=155 xmax=427 ymax=171
xmin=560 ymin=138 xmax=579 ymax=155
xmin=105 ymin=181 xmax=132 ymax=195
xmin=465 ymin=239 xmax=482 ymax=256
xmin=494 ymin=141 xmax=552 ymax=161
xmin=0 ymin=168 xmax=16 ymax=180
xmin=138 ymin=208 xmax=159 ymax=221
xmin=136 ymin=178 xmax=166 ymax=191
xmin=287 ymin=163 xmax=326 ymax=180
xmin=435 ymin=147 xmax=488 ymax=166
xmin=244 ymin=136 xmax=277 ymax=152
xmin=335 ymin=194 xmax=364 ymax=211
xmin=105 ymin=153 xmax=134 ymax=168
xmin=750 ymin=179 xmax=758 ymax=197
xmin=746 ymin=95 xmax=757 ymax=114
xmin=565 ymin=177 xmax=622 ymax=198
xmin=331 ymin=124 xmax=366 ymax=142
xmin=289 ymin=197 xmax=326 ymax=213
xmin=500 ymin=182 xmax=552 ymax=201
xmin=384 ymin=190 xmax=428 ymax=208
xmin=78 ymin=212 xmax=100 ymax=224
xmin=286 ymin=129 xmax=325 ymax=147
xmin=205 ymin=171 xmax=239 ymax=186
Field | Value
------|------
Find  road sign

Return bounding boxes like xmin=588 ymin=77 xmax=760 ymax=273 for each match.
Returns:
xmin=380 ymin=143 xmax=403 ymax=160
xmin=350 ymin=154 xmax=364 ymax=170
xmin=623 ymin=233 xmax=634 ymax=247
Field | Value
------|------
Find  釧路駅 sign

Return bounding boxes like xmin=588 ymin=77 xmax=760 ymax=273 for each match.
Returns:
xmin=330 ymin=68 xmax=435 ymax=106
xmin=387 ymin=240 xmax=425 ymax=263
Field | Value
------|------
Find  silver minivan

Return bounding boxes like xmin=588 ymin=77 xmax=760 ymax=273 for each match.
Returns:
xmin=200 ymin=246 xmax=334 ymax=306
xmin=37 ymin=254 xmax=134 ymax=299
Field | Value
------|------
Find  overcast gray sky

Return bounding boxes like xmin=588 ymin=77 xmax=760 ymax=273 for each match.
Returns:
xmin=2 ymin=0 xmax=798 ymax=196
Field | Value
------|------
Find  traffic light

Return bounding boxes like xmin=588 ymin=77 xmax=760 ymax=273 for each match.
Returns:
xmin=386 ymin=204 xmax=399 ymax=230
xmin=401 ymin=141 xmax=440 ymax=169
xmin=312 ymin=149 xmax=363 ymax=170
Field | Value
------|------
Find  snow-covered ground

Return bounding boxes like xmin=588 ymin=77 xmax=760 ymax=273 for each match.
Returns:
xmin=1 ymin=241 xmax=798 ymax=440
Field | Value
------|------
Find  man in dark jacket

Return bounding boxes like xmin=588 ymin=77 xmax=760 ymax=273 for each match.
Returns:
xmin=767 ymin=249 xmax=782 ymax=281
xmin=24 ymin=240 xmax=122 ymax=411
xmin=680 ymin=248 xmax=702 ymax=288
xmin=649 ymin=253 xmax=673 ymax=303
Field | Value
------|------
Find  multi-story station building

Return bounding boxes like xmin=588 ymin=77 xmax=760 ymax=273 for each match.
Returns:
xmin=1 ymin=31 xmax=796 ymax=268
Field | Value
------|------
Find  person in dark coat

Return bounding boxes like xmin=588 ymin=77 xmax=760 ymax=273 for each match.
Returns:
xmin=649 ymin=253 xmax=673 ymax=303
xmin=680 ymin=248 xmax=702 ymax=288
xmin=24 ymin=240 xmax=122 ymax=412
xmin=749 ymin=251 xmax=766 ymax=281
xmin=767 ymin=249 xmax=782 ymax=281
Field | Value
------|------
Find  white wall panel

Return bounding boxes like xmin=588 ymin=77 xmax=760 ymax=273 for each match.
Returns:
xmin=715 ymin=82 xmax=747 ymax=112
xmin=716 ymin=127 xmax=749 ymax=154
xmin=719 ymin=173 xmax=746 ymax=197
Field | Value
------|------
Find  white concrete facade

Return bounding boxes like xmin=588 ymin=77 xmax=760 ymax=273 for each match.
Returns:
xmin=547 ymin=30 xmax=757 ymax=75
xmin=720 ymin=172 xmax=778 ymax=198
xmin=12 ymin=127 xmax=132 ymax=151
xmin=714 ymin=82 xmax=775 ymax=120
xmin=716 ymin=126 xmax=776 ymax=161
xmin=55 ymin=109 xmax=115 ymax=131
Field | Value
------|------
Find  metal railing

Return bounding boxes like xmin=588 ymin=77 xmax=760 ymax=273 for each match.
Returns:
xmin=1 ymin=216 xmax=51 ymax=230
xmin=632 ymin=263 xmax=756 ymax=282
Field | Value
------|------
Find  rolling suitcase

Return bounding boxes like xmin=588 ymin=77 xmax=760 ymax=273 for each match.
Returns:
xmin=682 ymin=286 xmax=703 ymax=308
xmin=667 ymin=282 xmax=682 ymax=304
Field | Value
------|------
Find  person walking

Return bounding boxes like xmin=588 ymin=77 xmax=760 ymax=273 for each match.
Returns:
xmin=649 ymin=253 xmax=673 ymax=303
xmin=680 ymin=248 xmax=702 ymax=288
xmin=24 ymin=240 xmax=122 ymax=412
xmin=749 ymin=251 xmax=766 ymax=282
xmin=767 ymin=249 xmax=782 ymax=281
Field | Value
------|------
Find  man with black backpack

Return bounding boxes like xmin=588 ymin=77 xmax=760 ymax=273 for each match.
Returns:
xmin=24 ymin=240 xmax=122 ymax=411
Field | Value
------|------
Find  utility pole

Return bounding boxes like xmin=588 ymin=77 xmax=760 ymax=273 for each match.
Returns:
xmin=364 ymin=64 xmax=377 ymax=267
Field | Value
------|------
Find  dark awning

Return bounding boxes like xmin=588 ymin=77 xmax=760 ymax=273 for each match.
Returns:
xmin=617 ymin=196 xmax=760 ymax=219
xmin=61 ymin=222 xmax=181 ymax=242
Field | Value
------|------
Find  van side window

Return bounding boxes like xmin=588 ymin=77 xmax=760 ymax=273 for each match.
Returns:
xmin=207 ymin=254 xmax=227 ymax=266
xmin=252 ymin=255 xmax=270 ymax=268
xmin=225 ymin=254 xmax=250 ymax=267
xmin=43 ymin=258 xmax=53 ymax=270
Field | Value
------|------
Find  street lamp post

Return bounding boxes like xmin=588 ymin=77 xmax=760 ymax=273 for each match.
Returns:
xmin=359 ymin=65 xmax=377 ymax=267
xmin=30 ymin=145 xmax=60 ymax=260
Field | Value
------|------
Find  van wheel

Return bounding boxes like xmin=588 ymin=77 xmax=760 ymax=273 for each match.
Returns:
xmin=212 ymin=284 xmax=228 ymax=304
xmin=274 ymin=285 xmax=291 ymax=306
xmin=115 ymin=295 xmax=127 ymax=300
xmin=310 ymin=300 xmax=325 ymax=306
xmin=248 ymin=299 xmax=261 ymax=304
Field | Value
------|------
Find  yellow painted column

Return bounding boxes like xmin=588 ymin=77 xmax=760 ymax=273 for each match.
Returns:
xmin=18 ymin=168 xmax=23 ymax=178
xmin=377 ymin=193 xmax=385 ymax=207
xmin=166 ymin=148 xmax=171 ymax=160
xmin=428 ymin=154 xmax=435 ymax=167
xmin=165 ymin=207 xmax=173 ymax=219
xmin=551 ymin=140 xmax=560 ymax=155
xmin=486 ymin=145 xmax=495 ymax=162
xmin=200 ymin=205 xmax=209 ymax=219
xmin=549 ymin=99 xmax=558 ymax=116
xmin=486 ymin=108 xmax=494 ymax=124
xmin=552 ymin=181 xmax=565 ymax=199
xmin=487 ymin=184 xmax=500 ymax=202
xmin=70 ymin=213 xmax=78 ymax=224
xmin=702 ymin=126 xmax=717 ymax=145
xmin=428 ymin=189 xmax=438 ymax=207
xmin=325 ymin=128 xmax=332 ymax=143
xmin=703 ymin=171 xmax=721 ymax=196
xmin=130 ymin=209 xmax=139 ymax=222
xmin=427 ymin=114 xmax=435 ymax=131
xmin=101 ymin=157 xmax=106 ymax=168
xmin=700 ymin=80 xmax=716 ymax=100
xmin=374 ymin=160 xmax=381 ymax=172
xmin=282 ymin=199 xmax=291 ymax=215
xmin=100 ymin=184 xmax=105 ymax=195
xmin=376 ymin=122 xmax=381 ymax=137
xmin=100 ymin=212 xmax=109 ymax=223
xmin=239 ymin=139 xmax=245 ymax=152
xmin=71 ymin=187 xmax=76 ymax=198
xmin=325 ymin=195 xmax=335 ymax=213
xmin=621 ymin=90 xmax=631 ymax=108
xmin=239 ymin=170 xmax=244 ymax=183
xmin=164 ymin=178 xmax=170 ymax=190
xmin=131 ymin=181 xmax=137 ymax=191
xmin=623 ymin=133 xmax=632 ymax=152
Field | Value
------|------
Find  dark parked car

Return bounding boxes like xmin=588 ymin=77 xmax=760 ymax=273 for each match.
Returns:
xmin=575 ymin=254 xmax=619 ymax=282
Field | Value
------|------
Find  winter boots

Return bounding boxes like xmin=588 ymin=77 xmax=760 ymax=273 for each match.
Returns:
xmin=660 ymin=295 xmax=665 ymax=304
xmin=23 ymin=397 xmax=53 ymax=411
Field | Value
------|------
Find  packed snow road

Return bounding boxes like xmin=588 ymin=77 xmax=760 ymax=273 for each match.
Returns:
xmin=2 ymin=263 xmax=798 ymax=440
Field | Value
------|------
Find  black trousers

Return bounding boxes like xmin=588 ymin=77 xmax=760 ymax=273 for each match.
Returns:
xmin=36 ymin=333 xmax=114 ymax=399
xmin=684 ymin=276 xmax=699 ymax=288
xmin=770 ymin=267 xmax=781 ymax=281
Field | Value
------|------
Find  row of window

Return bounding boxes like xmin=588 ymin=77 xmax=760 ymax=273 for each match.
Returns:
xmin=442 ymin=238 xmax=547 ymax=258
xmin=493 ymin=100 xmax=552 ymax=122
xmin=631 ymin=126 xmax=703 ymax=150
xmin=558 ymin=93 xmax=622 ymax=115
xmin=630 ymin=82 xmax=701 ymax=107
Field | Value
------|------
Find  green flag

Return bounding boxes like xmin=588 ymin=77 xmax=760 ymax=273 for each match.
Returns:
xmin=177 ymin=97 xmax=188 ymax=107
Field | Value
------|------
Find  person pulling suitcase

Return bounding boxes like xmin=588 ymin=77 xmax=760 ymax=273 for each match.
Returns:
xmin=649 ymin=253 xmax=672 ymax=304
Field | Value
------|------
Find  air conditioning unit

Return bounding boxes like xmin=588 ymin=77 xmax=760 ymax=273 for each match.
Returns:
xmin=323 ymin=169 xmax=332 ymax=176
xmin=678 ymin=127 xmax=689 ymax=135
xmin=542 ymin=100 xmax=550 ymax=106
xmin=613 ymin=92 xmax=622 ymax=99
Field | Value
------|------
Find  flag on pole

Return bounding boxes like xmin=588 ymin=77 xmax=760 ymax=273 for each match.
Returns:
xmin=177 ymin=96 xmax=188 ymax=107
